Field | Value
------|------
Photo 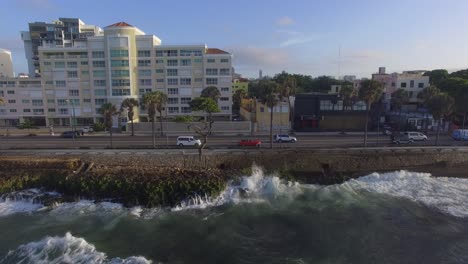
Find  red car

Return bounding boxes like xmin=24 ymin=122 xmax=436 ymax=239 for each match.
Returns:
xmin=239 ymin=139 xmax=262 ymax=148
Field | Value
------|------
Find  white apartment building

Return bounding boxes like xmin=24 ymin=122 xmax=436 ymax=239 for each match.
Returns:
xmin=0 ymin=21 xmax=233 ymax=127
xmin=0 ymin=49 xmax=14 ymax=78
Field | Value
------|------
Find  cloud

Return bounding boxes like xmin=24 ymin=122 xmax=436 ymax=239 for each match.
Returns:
xmin=276 ymin=30 xmax=320 ymax=47
xmin=276 ymin=16 xmax=295 ymax=26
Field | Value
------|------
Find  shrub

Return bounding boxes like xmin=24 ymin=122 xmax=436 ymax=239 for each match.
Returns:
xmin=92 ymin=122 xmax=106 ymax=132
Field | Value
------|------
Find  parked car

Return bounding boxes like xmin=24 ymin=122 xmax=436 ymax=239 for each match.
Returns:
xmin=274 ymin=134 xmax=297 ymax=143
xmin=452 ymin=129 xmax=468 ymax=140
xmin=393 ymin=134 xmax=414 ymax=144
xmin=403 ymin=131 xmax=428 ymax=141
xmin=176 ymin=136 xmax=201 ymax=147
xmin=61 ymin=131 xmax=80 ymax=138
xmin=80 ymin=126 xmax=94 ymax=133
xmin=239 ymin=139 xmax=262 ymax=147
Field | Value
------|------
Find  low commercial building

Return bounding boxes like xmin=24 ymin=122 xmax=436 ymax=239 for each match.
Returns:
xmin=239 ymin=98 xmax=290 ymax=133
xmin=232 ymin=78 xmax=248 ymax=93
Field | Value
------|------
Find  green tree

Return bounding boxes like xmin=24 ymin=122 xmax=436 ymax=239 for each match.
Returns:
xmin=142 ymin=91 xmax=167 ymax=148
xmin=358 ymin=79 xmax=384 ymax=147
xmin=232 ymin=89 xmax=247 ymax=113
xmin=99 ymin=103 xmax=119 ymax=148
xmin=424 ymin=69 xmax=449 ymax=86
xmin=120 ymin=98 xmax=139 ymax=136
xmin=188 ymin=97 xmax=220 ymax=159
xmin=426 ymin=93 xmax=455 ymax=145
xmin=449 ymin=69 xmax=468 ymax=79
xmin=201 ymin=86 xmax=221 ymax=102
xmin=391 ymin=89 xmax=410 ymax=131
xmin=418 ymin=85 xmax=440 ymax=103
xmin=258 ymin=81 xmax=280 ymax=148
xmin=280 ymin=76 xmax=296 ymax=129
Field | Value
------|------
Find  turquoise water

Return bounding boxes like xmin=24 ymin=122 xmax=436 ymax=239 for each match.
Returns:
xmin=1 ymin=169 xmax=468 ymax=264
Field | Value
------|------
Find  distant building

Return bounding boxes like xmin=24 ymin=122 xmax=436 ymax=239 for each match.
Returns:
xmin=21 ymin=18 xmax=102 ymax=77
xmin=329 ymin=84 xmax=342 ymax=94
xmin=232 ymin=78 xmax=248 ymax=93
xmin=259 ymin=69 xmax=263 ymax=79
xmin=239 ymin=98 xmax=290 ymax=133
xmin=343 ymin=75 xmax=356 ymax=82
xmin=0 ymin=49 xmax=14 ymax=78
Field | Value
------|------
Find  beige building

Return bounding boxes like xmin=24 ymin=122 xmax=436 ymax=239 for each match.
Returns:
xmin=240 ymin=98 xmax=290 ymax=133
xmin=1 ymin=21 xmax=233 ymax=127
xmin=0 ymin=49 xmax=14 ymax=78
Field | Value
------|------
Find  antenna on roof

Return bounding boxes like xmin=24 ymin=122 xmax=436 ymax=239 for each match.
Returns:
xmin=338 ymin=44 xmax=341 ymax=80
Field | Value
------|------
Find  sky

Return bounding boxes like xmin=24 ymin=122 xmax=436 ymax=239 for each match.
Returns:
xmin=1 ymin=0 xmax=468 ymax=78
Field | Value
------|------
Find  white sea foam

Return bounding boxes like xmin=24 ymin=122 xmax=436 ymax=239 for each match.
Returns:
xmin=345 ymin=170 xmax=468 ymax=218
xmin=0 ymin=189 xmax=59 ymax=216
xmin=0 ymin=232 xmax=153 ymax=264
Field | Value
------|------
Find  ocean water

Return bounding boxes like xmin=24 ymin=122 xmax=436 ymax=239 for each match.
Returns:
xmin=1 ymin=167 xmax=468 ymax=264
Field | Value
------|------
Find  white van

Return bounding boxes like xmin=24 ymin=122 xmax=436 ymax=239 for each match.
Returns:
xmin=176 ymin=136 xmax=201 ymax=147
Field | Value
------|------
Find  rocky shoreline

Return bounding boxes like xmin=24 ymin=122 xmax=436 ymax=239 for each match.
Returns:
xmin=1 ymin=148 xmax=468 ymax=207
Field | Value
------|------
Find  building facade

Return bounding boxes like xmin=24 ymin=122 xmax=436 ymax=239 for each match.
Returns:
xmin=239 ymin=98 xmax=290 ymax=133
xmin=0 ymin=21 xmax=232 ymax=127
xmin=232 ymin=78 xmax=248 ymax=93
xmin=0 ymin=49 xmax=14 ymax=78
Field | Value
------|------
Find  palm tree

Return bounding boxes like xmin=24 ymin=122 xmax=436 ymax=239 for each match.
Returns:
xmin=358 ymin=79 xmax=384 ymax=147
xmin=201 ymin=86 xmax=221 ymax=102
xmin=390 ymin=89 xmax=410 ymax=131
xmin=99 ymin=103 xmax=119 ymax=148
xmin=339 ymin=84 xmax=356 ymax=133
xmin=232 ymin=89 xmax=247 ymax=113
xmin=281 ymin=76 xmax=296 ymax=129
xmin=142 ymin=91 xmax=168 ymax=148
xmin=426 ymin=93 xmax=455 ymax=145
xmin=120 ymin=98 xmax=139 ymax=136
xmin=259 ymin=81 xmax=280 ymax=149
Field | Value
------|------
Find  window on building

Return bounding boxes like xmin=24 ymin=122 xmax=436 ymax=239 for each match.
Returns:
xmin=168 ymin=98 xmax=179 ymax=104
xmin=221 ymin=87 xmax=229 ymax=92
xmin=167 ymin=69 xmax=178 ymax=76
xmin=180 ymin=78 xmax=191 ymax=85
xmin=410 ymin=80 xmax=415 ymax=88
xmin=8 ymin=100 xmax=16 ymax=104
xmin=9 ymin=109 xmax=17 ymax=113
xmin=95 ymin=98 xmax=107 ymax=105
xmin=59 ymin=108 xmax=69 ymax=115
xmin=221 ymin=106 xmax=230 ymax=111
xmin=156 ymin=59 xmax=164 ymax=64
xmin=112 ymin=89 xmax=131 ymax=96
xmin=409 ymin=91 xmax=414 ymax=98
xmin=81 ymin=70 xmax=89 ymax=76
xmin=418 ymin=82 xmax=424 ymax=88
xmin=92 ymin=51 xmax=105 ymax=58
xmin=81 ymin=61 xmax=88 ymax=65
xmin=32 ymin=99 xmax=43 ymax=106
xmin=93 ymin=70 xmax=106 ymax=77
xmin=168 ymin=88 xmax=179 ymax=95
xmin=155 ymin=69 xmax=164 ymax=73
xmin=83 ymin=99 xmax=91 ymax=103
xmin=23 ymin=109 xmax=31 ymax=113
xmin=167 ymin=79 xmax=178 ymax=85
xmin=138 ymin=69 xmax=152 ymax=76
xmin=92 ymin=61 xmax=105 ymax=68
xmin=111 ymin=70 xmax=129 ymax=77
xmin=138 ymin=50 xmax=151 ymax=57
xmin=54 ymin=61 xmax=65 ymax=69
xmin=155 ymin=50 xmax=163 ymax=57
xmin=194 ymin=58 xmax=202 ymax=63
xmin=221 ymin=58 xmax=229 ymax=63
xmin=48 ymin=108 xmax=55 ymax=112
xmin=57 ymin=99 xmax=68 ymax=106
xmin=138 ymin=60 xmax=151 ymax=67
xmin=44 ymin=61 xmax=51 ymax=66
xmin=67 ymin=61 xmax=77 ymax=68
xmin=320 ymin=100 xmax=334 ymax=110
xmin=110 ymin=49 xmax=129 ymax=57
xmin=220 ymin=68 xmax=230 ymax=75
xmin=139 ymin=79 xmax=152 ymax=86
xmin=181 ymin=107 xmax=191 ymax=113
xmin=181 ymin=59 xmax=191 ymax=66
xmin=168 ymin=107 xmax=179 ymax=113
xmin=45 ymin=81 xmax=53 ymax=85
xmin=33 ymin=109 xmax=44 ymax=114
xmin=206 ymin=78 xmax=218 ymax=85
xmin=69 ymin=90 xmax=79 ymax=96
xmin=94 ymin=80 xmax=106 ymax=87
xmin=401 ymin=82 xmax=407 ymax=88
xmin=156 ymin=79 xmax=164 ymax=83
xmin=55 ymin=80 xmax=66 ymax=87
xmin=94 ymin=89 xmax=107 ymax=96
xmin=194 ymin=78 xmax=203 ymax=83
xmin=167 ymin=60 xmax=178 ymax=66
xmin=7 ymin=90 xmax=14 ymax=95
xmin=22 ymin=99 xmax=30 ymax=104
xmin=207 ymin=58 xmax=215 ymax=63
xmin=111 ymin=60 xmax=129 ymax=67
xmin=166 ymin=50 xmax=178 ymax=57
xmin=112 ymin=79 xmax=130 ymax=87
xmin=47 ymin=99 xmax=54 ymax=104
xmin=181 ymin=97 xmax=191 ymax=104
xmin=220 ymin=97 xmax=229 ymax=101
xmin=206 ymin=69 xmax=218 ymax=75
xmin=67 ymin=71 xmax=78 ymax=78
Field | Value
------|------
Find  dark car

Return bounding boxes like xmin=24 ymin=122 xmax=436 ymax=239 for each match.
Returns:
xmin=61 ymin=131 xmax=80 ymax=138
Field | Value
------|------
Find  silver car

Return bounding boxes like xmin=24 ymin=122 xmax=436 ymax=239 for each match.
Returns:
xmin=403 ymin=132 xmax=428 ymax=141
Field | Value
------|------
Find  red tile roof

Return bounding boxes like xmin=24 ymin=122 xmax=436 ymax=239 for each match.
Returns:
xmin=106 ymin=22 xmax=134 ymax=28
xmin=206 ymin=48 xmax=229 ymax=54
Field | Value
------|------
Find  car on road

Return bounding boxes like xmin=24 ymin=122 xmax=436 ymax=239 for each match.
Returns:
xmin=403 ymin=132 xmax=428 ymax=141
xmin=452 ymin=129 xmax=468 ymax=141
xmin=274 ymin=134 xmax=297 ymax=143
xmin=61 ymin=131 xmax=80 ymax=138
xmin=177 ymin=136 xmax=201 ymax=147
xmin=393 ymin=134 xmax=414 ymax=144
xmin=239 ymin=139 xmax=262 ymax=147
xmin=80 ymin=126 xmax=94 ymax=133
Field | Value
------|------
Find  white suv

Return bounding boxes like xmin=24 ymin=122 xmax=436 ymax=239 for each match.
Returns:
xmin=274 ymin=134 xmax=297 ymax=143
xmin=177 ymin=136 xmax=201 ymax=147
xmin=403 ymin=132 xmax=428 ymax=141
